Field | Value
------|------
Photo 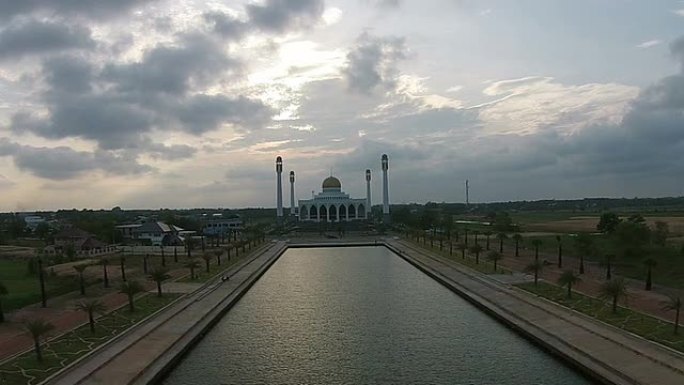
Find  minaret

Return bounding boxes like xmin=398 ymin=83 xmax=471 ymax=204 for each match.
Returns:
xmin=276 ymin=156 xmax=283 ymax=220
xmin=289 ymin=171 xmax=296 ymax=216
xmin=381 ymin=154 xmax=390 ymax=223
xmin=365 ymin=169 xmax=372 ymax=220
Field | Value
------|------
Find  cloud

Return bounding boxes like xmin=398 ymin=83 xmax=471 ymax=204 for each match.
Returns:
xmin=0 ymin=19 xmax=95 ymax=60
xmin=370 ymin=0 xmax=402 ymax=9
xmin=343 ymin=33 xmax=408 ymax=94
xmin=636 ymin=39 xmax=662 ymax=49
xmin=246 ymin=0 xmax=325 ymax=33
xmin=0 ymin=139 xmax=152 ymax=180
xmin=0 ymin=0 xmax=159 ymax=21
xmin=10 ymin=34 xmax=273 ymax=151
xmin=673 ymin=8 xmax=684 ymax=17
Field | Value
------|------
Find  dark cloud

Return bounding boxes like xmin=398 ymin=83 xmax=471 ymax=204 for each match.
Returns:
xmin=343 ymin=33 xmax=407 ymax=94
xmin=0 ymin=0 xmax=158 ymax=21
xmin=203 ymin=11 xmax=249 ymax=40
xmin=10 ymin=43 xmax=272 ymax=153
xmin=246 ymin=0 xmax=324 ymax=33
xmin=370 ymin=0 xmax=402 ymax=9
xmin=102 ymin=34 xmax=240 ymax=96
xmin=0 ymin=19 xmax=95 ymax=60
xmin=0 ymin=139 xmax=152 ymax=180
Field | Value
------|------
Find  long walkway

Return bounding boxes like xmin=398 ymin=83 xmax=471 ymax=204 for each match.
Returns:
xmin=389 ymin=239 xmax=684 ymax=385
xmin=47 ymin=241 xmax=286 ymax=385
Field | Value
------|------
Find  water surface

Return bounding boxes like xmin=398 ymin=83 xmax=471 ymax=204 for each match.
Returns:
xmin=163 ymin=246 xmax=592 ymax=384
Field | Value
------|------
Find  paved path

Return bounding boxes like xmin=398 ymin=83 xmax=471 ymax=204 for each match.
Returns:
xmin=390 ymin=239 xmax=684 ymax=385
xmin=47 ymin=241 xmax=286 ymax=385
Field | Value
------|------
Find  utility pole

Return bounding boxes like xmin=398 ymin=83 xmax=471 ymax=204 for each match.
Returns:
xmin=465 ymin=179 xmax=470 ymax=207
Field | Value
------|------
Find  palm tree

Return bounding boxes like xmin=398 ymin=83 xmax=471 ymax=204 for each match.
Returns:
xmin=202 ymin=253 xmax=212 ymax=274
xmin=173 ymin=246 xmax=178 ymax=262
xmin=473 ymin=230 xmax=479 ymax=245
xmin=102 ymin=258 xmax=109 ymax=288
xmin=601 ymin=254 xmax=615 ymax=280
xmin=524 ymin=260 xmax=544 ymax=286
xmin=0 ymin=281 xmax=7 ymax=323
xmin=120 ymin=256 xmax=127 ymax=282
xmin=457 ymin=243 xmax=467 ymax=259
xmin=599 ymin=278 xmax=628 ymax=313
xmin=143 ymin=254 xmax=149 ymax=274
xmin=185 ymin=260 xmax=200 ymax=280
xmin=214 ymin=249 xmax=223 ymax=266
xmin=512 ymin=234 xmax=523 ymax=257
xmin=557 ymin=270 xmax=581 ymax=299
xmin=224 ymin=246 xmax=232 ymax=261
xmin=469 ymin=244 xmax=483 ymax=264
xmin=662 ymin=295 xmax=682 ymax=335
xmin=555 ymin=235 xmax=563 ymax=268
xmin=119 ymin=280 xmax=145 ymax=312
xmin=160 ymin=246 xmax=166 ymax=267
xmin=75 ymin=299 xmax=107 ymax=333
xmin=573 ymin=233 xmax=594 ymax=275
xmin=185 ymin=236 xmax=196 ymax=258
xmin=531 ymin=239 xmax=542 ymax=262
xmin=496 ymin=233 xmax=507 ymax=253
xmin=25 ymin=318 xmax=55 ymax=362
xmin=643 ymin=258 xmax=657 ymax=291
xmin=483 ymin=231 xmax=492 ymax=250
xmin=37 ymin=257 xmax=47 ymax=307
xmin=73 ymin=264 xmax=88 ymax=295
xmin=487 ymin=251 xmax=503 ymax=272
xmin=149 ymin=267 xmax=170 ymax=297
xmin=464 ymin=228 xmax=469 ymax=246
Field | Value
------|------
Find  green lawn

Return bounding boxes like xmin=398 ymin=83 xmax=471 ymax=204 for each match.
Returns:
xmin=517 ymin=281 xmax=684 ymax=353
xmin=0 ymin=260 xmax=80 ymax=311
xmin=0 ymin=293 xmax=179 ymax=385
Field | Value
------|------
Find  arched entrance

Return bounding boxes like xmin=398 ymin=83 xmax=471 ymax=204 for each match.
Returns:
xmin=310 ymin=206 xmax=318 ymax=221
xmin=329 ymin=205 xmax=338 ymax=222
xmin=358 ymin=204 xmax=366 ymax=219
xmin=319 ymin=205 xmax=328 ymax=222
xmin=339 ymin=205 xmax=347 ymax=221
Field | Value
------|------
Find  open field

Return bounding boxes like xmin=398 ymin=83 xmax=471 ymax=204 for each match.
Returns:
xmin=521 ymin=214 xmax=684 ymax=235
xmin=0 ymin=261 xmax=79 ymax=312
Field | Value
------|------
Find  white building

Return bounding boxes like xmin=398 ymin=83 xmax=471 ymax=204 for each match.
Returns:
xmin=298 ymin=176 xmax=368 ymax=222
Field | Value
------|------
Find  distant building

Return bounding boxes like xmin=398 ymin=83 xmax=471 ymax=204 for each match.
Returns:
xmin=24 ymin=215 xmax=46 ymax=231
xmin=298 ymin=176 xmax=368 ymax=222
xmin=202 ymin=216 xmax=243 ymax=236
xmin=120 ymin=221 xmax=187 ymax=246
xmin=45 ymin=227 xmax=108 ymax=255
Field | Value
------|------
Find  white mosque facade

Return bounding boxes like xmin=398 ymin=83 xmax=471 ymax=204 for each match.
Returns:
xmin=298 ymin=176 xmax=368 ymax=222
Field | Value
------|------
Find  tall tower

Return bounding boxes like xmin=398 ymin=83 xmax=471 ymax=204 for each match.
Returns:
xmin=381 ymin=154 xmax=390 ymax=223
xmin=289 ymin=171 xmax=296 ymax=216
xmin=365 ymin=169 xmax=372 ymax=220
xmin=276 ymin=156 xmax=283 ymax=219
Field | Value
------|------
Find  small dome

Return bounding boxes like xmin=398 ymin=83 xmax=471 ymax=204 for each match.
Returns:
xmin=322 ymin=176 xmax=341 ymax=189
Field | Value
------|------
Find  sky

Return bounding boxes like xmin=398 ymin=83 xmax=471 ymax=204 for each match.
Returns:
xmin=0 ymin=0 xmax=684 ymax=211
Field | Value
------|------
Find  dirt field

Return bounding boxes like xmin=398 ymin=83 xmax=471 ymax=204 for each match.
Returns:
xmin=525 ymin=216 xmax=684 ymax=235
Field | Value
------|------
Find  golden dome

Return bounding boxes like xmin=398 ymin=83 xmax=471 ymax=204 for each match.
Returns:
xmin=322 ymin=176 xmax=341 ymax=189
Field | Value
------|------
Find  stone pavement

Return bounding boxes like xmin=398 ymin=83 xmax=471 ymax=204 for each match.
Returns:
xmin=390 ymin=239 xmax=684 ymax=385
xmin=46 ymin=241 xmax=286 ymax=385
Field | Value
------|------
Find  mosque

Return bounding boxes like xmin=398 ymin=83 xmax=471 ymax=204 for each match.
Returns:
xmin=275 ymin=155 xmax=390 ymax=223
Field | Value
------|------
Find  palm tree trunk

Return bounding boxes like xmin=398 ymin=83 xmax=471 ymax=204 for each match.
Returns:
xmin=0 ymin=299 xmax=4 ymax=323
xmin=161 ymin=248 xmax=166 ymax=267
xmin=567 ymin=283 xmax=572 ymax=299
xmin=79 ymin=273 xmax=85 ymax=295
xmin=143 ymin=255 xmax=148 ymax=274
xmin=515 ymin=240 xmax=519 ymax=257
xmin=174 ymin=247 xmax=178 ymax=262
xmin=205 ymin=260 xmax=210 ymax=273
xmin=190 ymin=267 xmax=195 ymax=280
xmin=475 ymin=252 xmax=480 ymax=264
xmin=486 ymin=236 xmax=490 ymax=250
xmin=606 ymin=262 xmax=611 ymax=280
xmin=499 ymin=239 xmax=503 ymax=253
xmin=675 ymin=308 xmax=680 ymax=335
xmin=38 ymin=258 xmax=47 ymax=308
xmin=534 ymin=271 xmax=538 ymax=285
xmin=449 ymin=244 xmax=453 ymax=256
xmin=494 ymin=260 xmax=498 ymax=271
xmin=645 ymin=266 xmax=652 ymax=291
xmin=217 ymin=254 xmax=221 ymax=266
xmin=89 ymin=312 xmax=95 ymax=333
xmin=120 ymin=258 xmax=126 ymax=282
xmin=534 ymin=246 xmax=539 ymax=262
xmin=461 ymin=249 xmax=465 ymax=259
xmin=612 ymin=296 xmax=618 ymax=313
xmin=157 ymin=281 xmax=162 ymax=297
xmin=579 ymin=256 xmax=585 ymax=274
xmin=557 ymin=244 xmax=563 ymax=268
xmin=128 ymin=294 xmax=135 ymax=312
xmin=35 ymin=339 xmax=42 ymax=362
xmin=103 ymin=260 xmax=109 ymax=288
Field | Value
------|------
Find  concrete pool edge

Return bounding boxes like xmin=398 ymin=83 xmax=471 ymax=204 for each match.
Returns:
xmin=47 ymin=239 xmax=684 ymax=385
xmin=386 ymin=239 xmax=684 ymax=385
